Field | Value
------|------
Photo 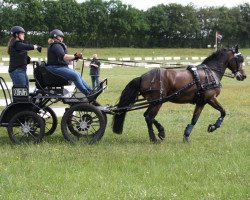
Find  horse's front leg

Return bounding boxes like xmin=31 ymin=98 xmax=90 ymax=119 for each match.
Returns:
xmin=184 ymin=103 xmax=205 ymax=143
xmin=153 ymin=119 xmax=165 ymax=140
xmin=207 ymin=97 xmax=226 ymax=132
xmin=144 ymin=104 xmax=162 ymax=143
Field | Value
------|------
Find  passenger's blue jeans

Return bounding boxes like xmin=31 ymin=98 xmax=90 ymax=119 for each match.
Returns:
xmin=9 ymin=68 xmax=28 ymax=87
xmin=46 ymin=65 xmax=92 ymax=94
xmin=91 ymin=75 xmax=100 ymax=89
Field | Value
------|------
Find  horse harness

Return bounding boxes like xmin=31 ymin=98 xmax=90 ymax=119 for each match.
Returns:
xmin=145 ymin=68 xmax=164 ymax=98
xmin=187 ymin=64 xmax=221 ymax=102
xmin=145 ymin=65 xmax=221 ymax=105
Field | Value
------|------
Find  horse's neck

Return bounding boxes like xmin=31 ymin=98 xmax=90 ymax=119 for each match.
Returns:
xmin=206 ymin=61 xmax=226 ymax=80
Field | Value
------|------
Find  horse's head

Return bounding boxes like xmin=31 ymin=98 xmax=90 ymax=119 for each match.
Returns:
xmin=227 ymin=45 xmax=247 ymax=81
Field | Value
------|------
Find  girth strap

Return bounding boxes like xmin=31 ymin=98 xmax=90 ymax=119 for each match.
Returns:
xmin=187 ymin=65 xmax=202 ymax=97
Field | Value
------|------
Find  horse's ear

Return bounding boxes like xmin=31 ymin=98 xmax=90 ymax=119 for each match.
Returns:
xmin=234 ymin=45 xmax=239 ymax=54
xmin=233 ymin=44 xmax=242 ymax=56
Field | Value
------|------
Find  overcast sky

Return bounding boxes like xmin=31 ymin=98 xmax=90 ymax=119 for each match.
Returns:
xmin=121 ymin=0 xmax=249 ymax=10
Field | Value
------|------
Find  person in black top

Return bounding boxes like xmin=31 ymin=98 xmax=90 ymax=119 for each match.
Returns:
xmin=89 ymin=54 xmax=101 ymax=89
xmin=7 ymin=26 xmax=42 ymax=87
xmin=46 ymin=29 xmax=92 ymax=95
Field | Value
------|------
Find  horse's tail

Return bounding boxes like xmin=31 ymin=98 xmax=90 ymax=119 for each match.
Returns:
xmin=112 ymin=76 xmax=141 ymax=134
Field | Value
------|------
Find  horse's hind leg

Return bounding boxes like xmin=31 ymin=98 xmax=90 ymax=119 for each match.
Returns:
xmin=207 ymin=97 xmax=226 ymax=132
xmin=184 ymin=103 xmax=205 ymax=143
xmin=144 ymin=104 xmax=162 ymax=143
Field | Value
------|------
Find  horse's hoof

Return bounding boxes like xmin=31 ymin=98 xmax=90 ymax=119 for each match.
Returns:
xmin=151 ymin=139 xmax=161 ymax=144
xmin=208 ymin=124 xmax=216 ymax=132
xmin=158 ymin=131 xmax=165 ymax=141
xmin=183 ymin=136 xmax=190 ymax=143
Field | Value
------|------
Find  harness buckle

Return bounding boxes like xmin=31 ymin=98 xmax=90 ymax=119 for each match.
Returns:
xmin=191 ymin=67 xmax=197 ymax=71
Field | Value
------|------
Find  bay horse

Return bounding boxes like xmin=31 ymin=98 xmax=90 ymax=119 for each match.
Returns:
xmin=112 ymin=46 xmax=246 ymax=143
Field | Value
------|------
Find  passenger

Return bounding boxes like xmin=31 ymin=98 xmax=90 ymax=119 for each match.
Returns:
xmin=7 ymin=26 xmax=42 ymax=87
xmin=46 ymin=29 xmax=92 ymax=95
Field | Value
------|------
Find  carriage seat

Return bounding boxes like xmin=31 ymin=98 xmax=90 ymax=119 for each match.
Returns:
xmin=34 ymin=61 xmax=71 ymax=89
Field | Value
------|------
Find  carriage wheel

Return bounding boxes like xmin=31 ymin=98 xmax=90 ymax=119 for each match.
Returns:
xmin=38 ymin=107 xmax=58 ymax=136
xmin=7 ymin=111 xmax=45 ymax=144
xmin=61 ymin=103 xmax=106 ymax=144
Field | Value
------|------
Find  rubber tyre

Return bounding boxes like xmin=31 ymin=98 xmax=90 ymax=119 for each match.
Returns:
xmin=7 ymin=111 xmax=45 ymax=144
xmin=38 ymin=107 xmax=58 ymax=136
xmin=61 ymin=103 xmax=106 ymax=144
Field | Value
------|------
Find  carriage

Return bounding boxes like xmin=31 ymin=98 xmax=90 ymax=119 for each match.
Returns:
xmin=0 ymin=61 xmax=108 ymax=144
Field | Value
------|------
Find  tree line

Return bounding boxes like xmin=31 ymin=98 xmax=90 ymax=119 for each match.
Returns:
xmin=0 ymin=0 xmax=249 ymax=48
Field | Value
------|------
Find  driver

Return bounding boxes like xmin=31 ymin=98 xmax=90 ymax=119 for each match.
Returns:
xmin=46 ymin=29 xmax=92 ymax=95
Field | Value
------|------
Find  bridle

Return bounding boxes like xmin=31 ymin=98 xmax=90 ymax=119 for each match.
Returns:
xmin=228 ymin=54 xmax=240 ymax=73
xmin=227 ymin=51 xmax=245 ymax=80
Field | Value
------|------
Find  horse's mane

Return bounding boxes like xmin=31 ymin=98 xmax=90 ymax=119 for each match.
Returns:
xmin=202 ymin=48 xmax=229 ymax=64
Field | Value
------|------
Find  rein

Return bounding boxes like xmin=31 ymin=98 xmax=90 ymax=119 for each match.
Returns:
xmin=89 ymin=58 xmax=184 ymax=67
xmin=82 ymin=58 xmax=235 ymax=78
xmin=222 ymin=73 xmax=235 ymax=78
xmin=112 ymin=79 xmax=197 ymax=114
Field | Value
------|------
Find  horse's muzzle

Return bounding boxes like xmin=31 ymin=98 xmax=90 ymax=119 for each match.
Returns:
xmin=235 ymin=72 xmax=246 ymax=81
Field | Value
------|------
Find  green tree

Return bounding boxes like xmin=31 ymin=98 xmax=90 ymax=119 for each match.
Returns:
xmin=1 ymin=0 xmax=45 ymax=45
xmin=0 ymin=0 xmax=4 ymax=38
xmin=146 ymin=4 xmax=168 ymax=47
xmin=165 ymin=4 xmax=199 ymax=47
xmin=2 ymin=0 xmax=44 ymax=31
xmin=238 ymin=3 xmax=250 ymax=47
xmin=126 ymin=7 xmax=149 ymax=47
xmin=0 ymin=0 xmax=249 ymax=47
xmin=82 ymin=0 xmax=107 ymax=47
xmin=197 ymin=4 xmax=250 ymax=48
xmin=147 ymin=4 xmax=199 ymax=47
xmin=107 ymin=0 xmax=149 ymax=47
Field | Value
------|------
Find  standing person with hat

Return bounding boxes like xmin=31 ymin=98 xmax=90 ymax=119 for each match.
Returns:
xmin=7 ymin=26 xmax=42 ymax=87
xmin=46 ymin=29 xmax=92 ymax=95
xmin=89 ymin=53 xmax=101 ymax=89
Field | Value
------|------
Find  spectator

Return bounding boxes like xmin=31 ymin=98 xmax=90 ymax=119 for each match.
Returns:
xmin=89 ymin=54 xmax=101 ymax=89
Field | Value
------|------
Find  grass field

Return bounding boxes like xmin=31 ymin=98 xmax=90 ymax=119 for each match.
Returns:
xmin=0 ymin=48 xmax=249 ymax=199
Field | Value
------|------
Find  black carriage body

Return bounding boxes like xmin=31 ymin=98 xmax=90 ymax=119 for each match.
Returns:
xmin=0 ymin=102 xmax=36 ymax=126
xmin=0 ymin=83 xmax=37 ymax=126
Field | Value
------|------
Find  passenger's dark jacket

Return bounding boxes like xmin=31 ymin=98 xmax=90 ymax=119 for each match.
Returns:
xmin=9 ymin=41 xmax=34 ymax=72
